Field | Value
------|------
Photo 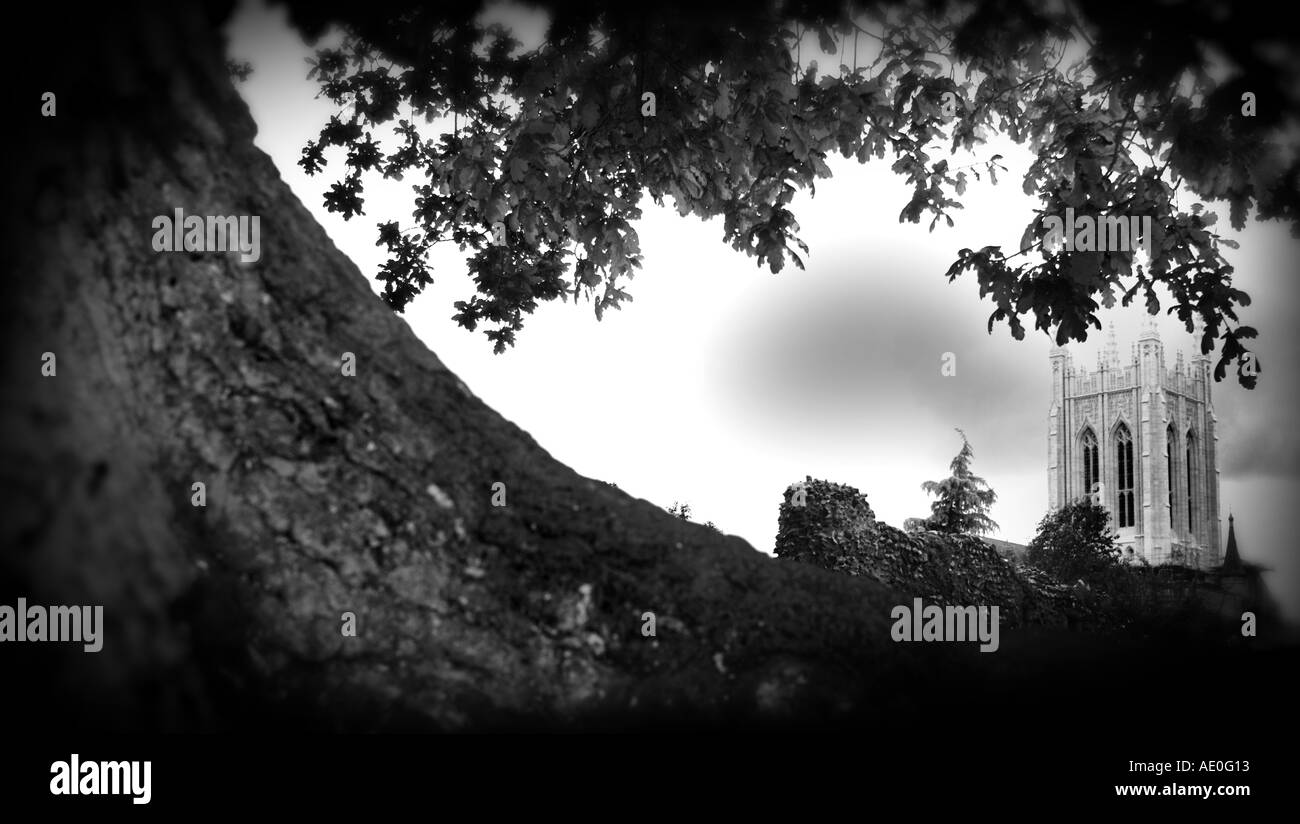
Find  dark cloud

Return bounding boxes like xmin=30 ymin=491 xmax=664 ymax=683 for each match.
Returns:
xmin=1218 ymin=392 xmax=1300 ymax=477
xmin=1221 ymin=430 xmax=1300 ymax=477
xmin=719 ymin=255 xmax=1047 ymax=460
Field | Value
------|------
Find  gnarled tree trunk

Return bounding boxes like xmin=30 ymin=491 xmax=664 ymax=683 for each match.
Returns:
xmin=0 ymin=0 xmax=937 ymax=732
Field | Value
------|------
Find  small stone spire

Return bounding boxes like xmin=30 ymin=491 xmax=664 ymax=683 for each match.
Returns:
xmin=1191 ymin=314 xmax=1206 ymax=351
xmin=1138 ymin=315 xmax=1160 ymax=342
xmin=1222 ymin=513 xmax=1242 ymax=574
xmin=1103 ymin=322 xmax=1121 ymax=368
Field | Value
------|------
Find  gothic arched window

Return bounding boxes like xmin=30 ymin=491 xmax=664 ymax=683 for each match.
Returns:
xmin=1166 ymin=426 xmax=1177 ymax=529
xmin=1186 ymin=430 xmax=1196 ymax=533
xmin=1116 ymin=425 xmax=1134 ymax=528
xmin=1081 ymin=429 xmax=1099 ymax=503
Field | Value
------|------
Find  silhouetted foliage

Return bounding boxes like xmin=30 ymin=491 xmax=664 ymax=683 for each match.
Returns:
xmin=667 ymin=501 xmax=721 ymax=532
xmin=290 ymin=0 xmax=1285 ymax=386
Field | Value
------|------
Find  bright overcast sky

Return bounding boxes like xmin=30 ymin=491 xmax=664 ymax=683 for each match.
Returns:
xmin=226 ymin=0 xmax=1299 ymax=620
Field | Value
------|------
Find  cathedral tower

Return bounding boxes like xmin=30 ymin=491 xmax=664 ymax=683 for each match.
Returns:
xmin=1047 ymin=322 xmax=1222 ymax=568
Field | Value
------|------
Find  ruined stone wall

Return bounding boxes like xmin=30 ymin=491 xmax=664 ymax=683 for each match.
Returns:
xmin=775 ymin=478 xmax=1093 ymax=629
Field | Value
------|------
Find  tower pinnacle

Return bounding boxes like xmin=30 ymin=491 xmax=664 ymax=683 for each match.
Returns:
xmin=1103 ymin=322 xmax=1121 ymax=368
xmin=1138 ymin=316 xmax=1160 ymax=342
xmin=1223 ymin=512 xmax=1241 ymax=573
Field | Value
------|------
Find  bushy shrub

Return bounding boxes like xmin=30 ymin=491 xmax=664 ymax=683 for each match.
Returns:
xmin=1025 ymin=500 xmax=1121 ymax=584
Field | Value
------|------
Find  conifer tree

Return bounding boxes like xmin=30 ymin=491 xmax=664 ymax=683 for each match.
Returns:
xmin=905 ymin=429 xmax=998 ymax=536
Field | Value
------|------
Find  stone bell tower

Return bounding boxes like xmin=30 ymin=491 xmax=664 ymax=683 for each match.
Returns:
xmin=1048 ymin=321 xmax=1221 ymax=568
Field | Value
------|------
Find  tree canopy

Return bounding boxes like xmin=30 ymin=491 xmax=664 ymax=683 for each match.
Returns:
xmin=904 ymin=428 xmax=998 ymax=535
xmin=1025 ymin=498 xmax=1122 ymax=583
xmin=289 ymin=0 xmax=1296 ymax=386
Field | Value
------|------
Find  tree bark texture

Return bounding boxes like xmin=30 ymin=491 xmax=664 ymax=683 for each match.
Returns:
xmin=0 ymin=1 xmax=950 ymax=732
